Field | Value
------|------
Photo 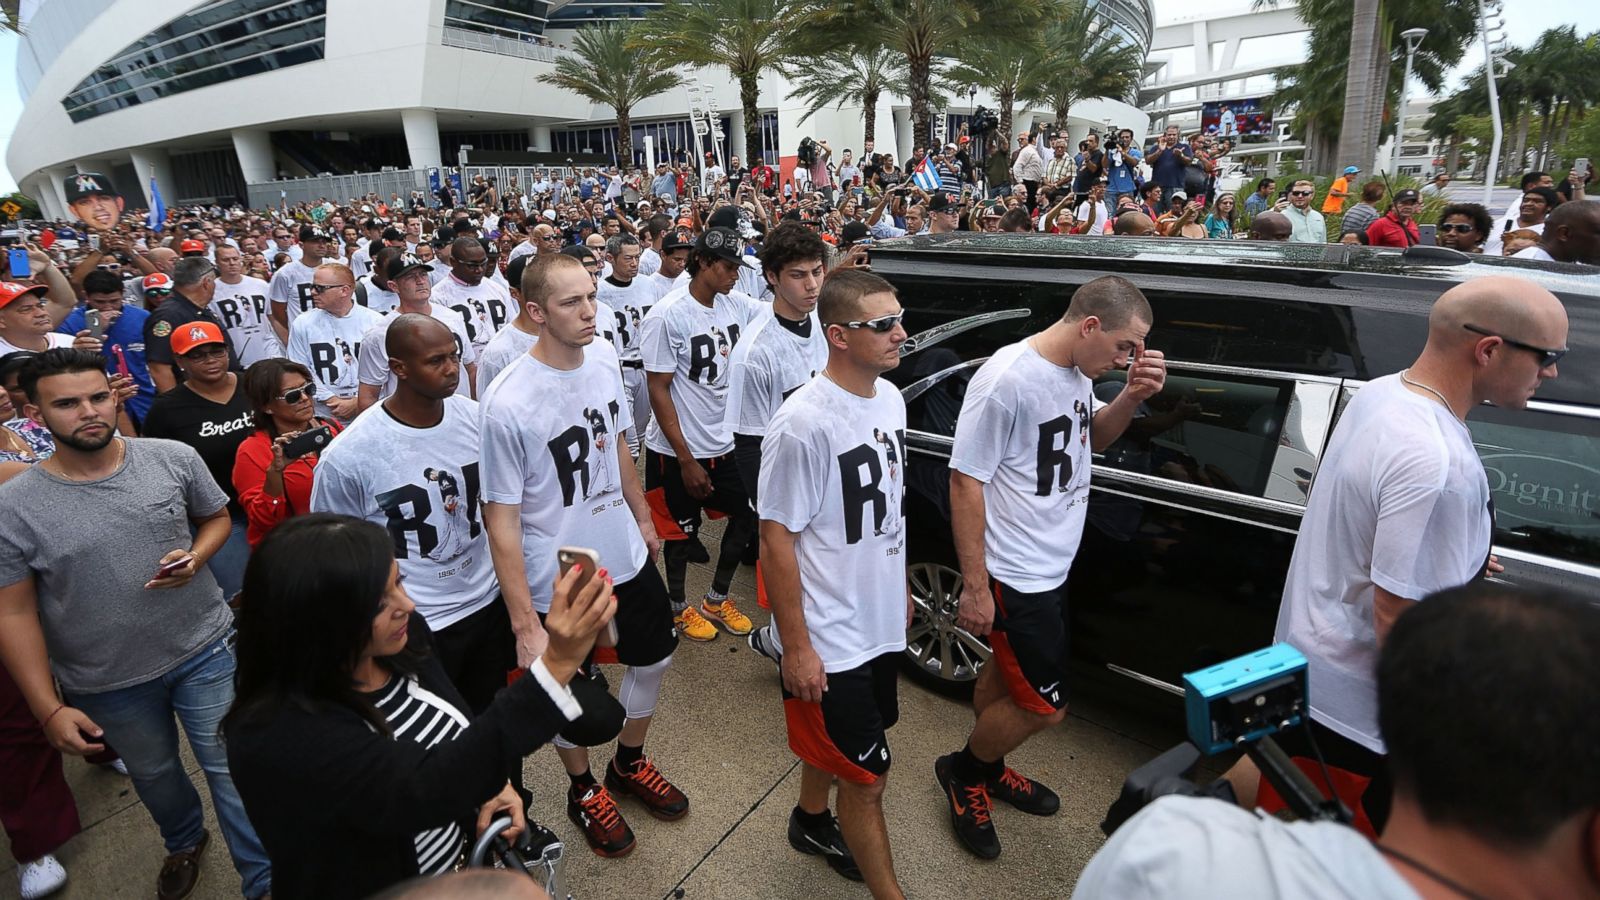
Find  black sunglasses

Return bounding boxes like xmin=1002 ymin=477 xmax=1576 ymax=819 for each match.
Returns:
xmin=1462 ymin=324 xmax=1567 ymax=368
xmin=309 ymin=283 xmax=349 ymax=294
xmin=1437 ymin=223 xmax=1477 ymax=233
xmin=1289 ymin=190 xmax=1314 ymax=197
xmin=277 ymin=384 xmax=315 ymax=405
xmin=834 ymin=312 xmax=904 ymax=333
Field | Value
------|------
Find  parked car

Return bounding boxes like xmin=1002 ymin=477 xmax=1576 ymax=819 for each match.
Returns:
xmin=873 ymin=234 xmax=1600 ymax=704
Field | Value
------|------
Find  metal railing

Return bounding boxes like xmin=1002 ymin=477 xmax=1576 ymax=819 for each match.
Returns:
xmin=245 ymin=168 xmax=434 ymax=209
xmin=439 ymin=26 xmax=570 ymax=64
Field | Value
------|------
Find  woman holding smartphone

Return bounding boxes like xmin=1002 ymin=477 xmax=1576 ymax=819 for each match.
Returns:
xmin=232 ymin=358 xmax=343 ymax=548
xmin=225 ymin=514 xmax=617 ymax=900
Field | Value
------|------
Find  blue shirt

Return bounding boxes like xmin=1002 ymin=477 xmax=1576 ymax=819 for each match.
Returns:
xmin=1105 ymin=146 xmax=1142 ymax=194
xmin=58 ymin=305 xmax=155 ymax=423
xmin=1243 ymin=192 xmax=1271 ymax=216
xmin=1147 ymin=142 xmax=1193 ymax=191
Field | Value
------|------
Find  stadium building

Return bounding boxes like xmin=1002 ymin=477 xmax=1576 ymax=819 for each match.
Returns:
xmin=9 ymin=0 xmax=1153 ymax=215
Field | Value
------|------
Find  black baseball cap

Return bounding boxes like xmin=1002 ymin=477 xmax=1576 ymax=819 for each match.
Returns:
xmin=662 ymin=228 xmax=696 ymax=251
xmin=384 ymin=252 xmax=431 ymax=282
xmin=926 ymin=192 xmax=958 ymax=213
xmin=64 ymin=172 xmax=118 ymax=202
xmin=841 ymin=221 xmax=870 ymax=244
xmin=695 ymin=227 xmax=755 ymax=269
xmin=299 ymin=225 xmax=330 ymax=242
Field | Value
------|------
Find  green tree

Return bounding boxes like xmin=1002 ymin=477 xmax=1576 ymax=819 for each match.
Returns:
xmin=537 ymin=21 xmax=683 ymax=167
xmin=1020 ymin=0 xmax=1145 ymax=130
xmin=782 ymin=47 xmax=905 ymax=149
xmin=633 ymin=0 xmax=798 ymax=166
xmin=945 ymin=39 xmax=1036 ymax=147
xmin=1 ymin=192 xmax=42 ymax=222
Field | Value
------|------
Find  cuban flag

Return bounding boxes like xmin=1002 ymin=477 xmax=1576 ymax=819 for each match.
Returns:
xmin=912 ymin=158 xmax=941 ymax=192
xmin=147 ymin=176 xmax=166 ymax=232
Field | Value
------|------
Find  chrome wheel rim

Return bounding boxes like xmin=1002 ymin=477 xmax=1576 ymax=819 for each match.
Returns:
xmin=905 ymin=562 xmax=990 ymax=684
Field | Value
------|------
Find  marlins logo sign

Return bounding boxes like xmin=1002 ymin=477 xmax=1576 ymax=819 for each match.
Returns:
xmin=186 ymin=326 xmax=209 ymax=344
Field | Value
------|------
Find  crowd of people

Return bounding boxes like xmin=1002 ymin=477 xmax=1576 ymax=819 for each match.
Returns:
xmin=0 ymin=137 xmax=1593 ymax=900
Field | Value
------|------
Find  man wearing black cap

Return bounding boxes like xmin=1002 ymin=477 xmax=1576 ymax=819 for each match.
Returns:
xmin=926 ymin=193 xmax=961 ymax=234
xmin=706 ymin=206 xmax=769 ymax=300
xmin=639 ymin=227 xmax=766 ymax=642
xmin=1364 ymin=189 xmax=1423 ymax=248
xmin=356 ymin=252 xmax=478 ymax=411
xmin=62 ymin=172 xmax=123 ymax=231
xmin=651 ymin=228 xmax=695 ymax=296
xmin=268 ymin=225 xmax=331 ymax=331
xmin=145 ymin=258 xmax=242 ymax=394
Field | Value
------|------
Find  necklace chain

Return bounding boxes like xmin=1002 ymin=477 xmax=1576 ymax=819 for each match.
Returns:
xmin=1375 ymin=845 xmax=1493 ymax=900
xmin=1399 ymin=369 xmax=1458 ymax=418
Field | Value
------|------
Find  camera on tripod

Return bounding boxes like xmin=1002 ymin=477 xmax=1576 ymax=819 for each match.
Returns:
xmin=1100 ymin=644 xmax=1352 ymax=836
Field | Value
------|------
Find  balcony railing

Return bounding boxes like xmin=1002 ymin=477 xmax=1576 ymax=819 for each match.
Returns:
xmin=440 ymin=26 xmax=573 ymax=63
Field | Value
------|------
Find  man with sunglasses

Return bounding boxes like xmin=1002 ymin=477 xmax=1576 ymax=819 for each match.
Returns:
xmin=1282 ymin=180 xmax=1327 ymax=243
xmin=145 ymin=258 xmax=242 ymax=394
xmin=357 ymin=252 xmax=478 ymax=412
xmin=286 ymin=262 xmax=382 ymax=425
xmin=1265 ymin=275 xmax=1568 ymax=833
xmin=268 ymin=225 xmax=332 ymax=332
xmin=431 ymin=237 xmax=512 ymax=358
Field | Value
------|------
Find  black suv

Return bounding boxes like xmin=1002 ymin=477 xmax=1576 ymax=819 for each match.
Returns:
xmin=872 ymin=234 xmax=1600 ymax=701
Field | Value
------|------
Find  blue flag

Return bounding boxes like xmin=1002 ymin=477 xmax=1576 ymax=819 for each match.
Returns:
xmin=912 ymin=159 xmax=941 ymax=193
xmin=147 ymin=177 xmax=166 ymax=232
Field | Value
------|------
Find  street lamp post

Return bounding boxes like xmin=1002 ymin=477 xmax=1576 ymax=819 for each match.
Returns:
xmin=1389 ymin=28 xmax=1428 ymax=177
xmin=1479 ymin=0 xmax=1510 ymax=206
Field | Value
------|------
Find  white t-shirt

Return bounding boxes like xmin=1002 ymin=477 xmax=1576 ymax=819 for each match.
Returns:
xmin=479 ymin=352 xmax=645 ymax=613
xmin=1075 ymin=201 xmax=1111 ymax=235
xmin=210 ymin=276 xmax=280 ymax=367
xmin=476 ymin=322 xmax=538 ymax=397
xmin=651 ymin=271 xmax=686 ymax=297
xmin=506 ymin=241 xmax=536 ymax=265
xmin=949 ymin=341 xmax=1105 ymax=593
xmin=1072 ymin=796 xmax=1419 ymax=900
xmin=638 ymin=247 xmax=661 ymax=277
xmin=0 ymin=332 xmax=74 ymax=357
xmin=428 ymin=261 xmax=450 ymax=286
xmin=640 ymin=286 xmax=764 ymax=458
xmin=1511 ymin=245 xmax=1556 ymax=262
xmin=724 ymin=309 xmax=828 ymax=438
xmin=1484 ymin=218 xmax=1544 ymax=256
xmin=349 ymin=245 xmax=372 ymax=280
xmin=1274 ymin=374 xmax=1491 ymax=753
xmin=286 ymin=303 xmax=385 ymax=422
xmin=760 ymin=375 xmax=907 ymax=672
xmin=268 ymin=259 xmax=322 ymax=326
xmin=358 ymin=305 xmax=478 ymax=403
xmin=309 ymin=396 xmax=498 ymax=629
xmin=597 ymin=276 xmax=658 ymax=363
xmin=430 ymin=275 xmax=513 ymax=355
xmin=356 ymin=275 xmax=399 ymax=315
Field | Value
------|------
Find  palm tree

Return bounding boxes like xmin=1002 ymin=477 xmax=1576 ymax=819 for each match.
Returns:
xmin=782 ymin=47 xmax=903 ymax=148
xmin=1021 ymin=1 xmax=1145 ymax=131
xmin=945 ymin=40 xmax=1036 ymax=145
xmin=537 ymin=21 xmax=683 ymax=167
xmin=1333 ymin=0 xmax=1380 ymax=172
xmin=798 ymin=0 xmax=1044 ymax=151
xmin=633 ymin=0 xmax=799 ymax=165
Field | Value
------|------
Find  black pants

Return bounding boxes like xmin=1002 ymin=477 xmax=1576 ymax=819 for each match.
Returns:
xmin=1023 ymin=180 xmax=1041 ymax=214
xmin=1274 ymin=718 xmax=1392 ymax=834
xmin=432 ymin=598 xmax=531 ymax=807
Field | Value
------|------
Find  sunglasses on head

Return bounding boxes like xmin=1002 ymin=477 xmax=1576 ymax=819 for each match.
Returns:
xmin=1437 ymin=223 xmax=1477 ymax=233
xmin=277 ymin=384 xmax=315 ymax=405
xmin=834 ymin=312 xmax=904 ymax=333
xmin=1463 ymin=324 xmax=1567 ymax=368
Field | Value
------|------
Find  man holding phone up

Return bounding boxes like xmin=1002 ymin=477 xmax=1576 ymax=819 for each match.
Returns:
xmin=481 ymin=253 xmax=683 ymax=859
xmin=939 ymin=276 xmax=1166 ymax=860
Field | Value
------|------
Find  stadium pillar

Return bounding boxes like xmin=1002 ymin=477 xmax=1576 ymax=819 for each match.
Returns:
xmin=728 ymin=110 xmax=747 ymax=163
xmin=232 ymin=129 xmax=277 ymax=184
xmin=892 ymin=107 xmax=912 ymax=167
xmin=26 ymin=174 xmax=65 ymax=221
xmin=528 ymin=124 xmax=552 ymax=152
xmin=402 ymin=108 xmax=443 ymax=170
xmin=129 ymin=147 xmax=177 ymax=209
xmin=43 ymin=167 xmax=74 ymax=221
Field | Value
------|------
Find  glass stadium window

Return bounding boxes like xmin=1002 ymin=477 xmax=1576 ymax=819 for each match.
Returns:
xmin=444 ymin=0 xmax=551 ymax=40
xmin=61 ymin=0 xmax=328 ymax=123
xmin=547 ymin=3 xmax=664 ymax=26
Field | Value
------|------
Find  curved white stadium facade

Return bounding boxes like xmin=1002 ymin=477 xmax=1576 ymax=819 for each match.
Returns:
xmin=10 ymin=0 xmax=1153 ymax=216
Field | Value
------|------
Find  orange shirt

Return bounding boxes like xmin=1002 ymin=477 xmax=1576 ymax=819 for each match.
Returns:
xmin=1322 ymin=177 xmax=1350 ymax=214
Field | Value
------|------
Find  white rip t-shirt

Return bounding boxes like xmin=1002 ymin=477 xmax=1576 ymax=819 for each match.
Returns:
xmin=267 ymin=259 xmax=321 ymax=326
xmin=759 ymin=375 xmax=908 ymax=673
xmin=949 ymin=340 xmax=1106 ymax=593
xmin=479 ymin=352 xmax=645 ymax=613
xmin=725 ymin=309 xmax=828 ymax=438
xmin=597 ymin=276 xmax=658 ymax=363
xmin=357 ymin=305 xmax=478 ymax=403
xmin=430 ymin=275 xmax=513 ymax=356
xmin=286 ymin=304 xmax=385 ymax=422
xmin=1275 ymin=374 xmax=1491 ymax=753
xmin=309 ymin=396 xmax=498 ymax=629
xmin=640 ymin=285 xmax=765 ymax=458
xmin=356 ymin=274 xmax=400 ymax=315
xmin=211 ymin=276 xmax=281 ymax=367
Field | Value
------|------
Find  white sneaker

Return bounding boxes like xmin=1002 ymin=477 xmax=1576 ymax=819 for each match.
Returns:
xmin=19 ymin=854 xmax=67 ymax=900
xmin=102 ymin=757 xmax=129 ymax=776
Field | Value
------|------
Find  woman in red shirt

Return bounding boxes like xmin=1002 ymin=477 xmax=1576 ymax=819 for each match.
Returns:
xmin=233 ymin=358 xmax=342 ymax=547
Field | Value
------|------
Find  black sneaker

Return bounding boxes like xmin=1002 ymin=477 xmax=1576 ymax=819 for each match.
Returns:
xmin=747 ymin=624 xmax=781 ymax=667
xmin=566 ymin=783 xmax=635 ymax=858
xmin=786 ymin=808 xmax=863 ymax=882
xmin=991 ymin=766 xmax=1060 ymax=816
xmin=935 ymin=753 xmax=1000 ymax=860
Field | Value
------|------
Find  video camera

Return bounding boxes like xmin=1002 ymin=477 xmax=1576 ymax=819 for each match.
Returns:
xmin=1101 ymin=644 xmax=1352 ymax=836
xmin=969 ymin=106 xmax=1000 ymax=137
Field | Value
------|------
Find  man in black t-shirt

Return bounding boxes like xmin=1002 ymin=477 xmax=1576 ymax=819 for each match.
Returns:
xmin=725 ymin=155 xmax=748 ymax=197
xmin=145 ymin=258 xmax=242 ymax=394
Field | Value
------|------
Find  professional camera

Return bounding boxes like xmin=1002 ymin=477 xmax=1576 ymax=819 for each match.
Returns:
xmin=1101 ymin=644 xmax=1352 ymax=836
xmin=970 ymin=106 xmax=1000 ymax=137
xmin=797 ymin=137 xmax=819 ymax=168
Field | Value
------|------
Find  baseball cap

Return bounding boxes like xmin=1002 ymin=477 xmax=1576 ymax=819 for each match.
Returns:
xmin=381 ymin=226 xmax=406 ymax=242
xmin=959 ymin=135 xmax=970 ymax=145
xmin=64 ymin=172 xmax=118 ymax=202
xmin=1343 ymin=166 xmax=1361 ymax=175
xmin=695 ymin=227 xmax=756 ymax=269
xmin=179 ymin=239 xmax=207 ymax=255
xmin=1169 ymin=190 xmax=1188 ymax=203
xmin=384 ymin=252 xmax=432 ymax=282
xmin=142 ymin=273 xmax=175 ymax=294
xmin=926 ymin=192 xmax=957 ymax=213
xmin=662 ymin=228 xmax=696 ymax=251
xmin=841 ymin=221 xmax=870 ymax=244
xmin=0 ymin=281 xmax=48 ymax=310
xmin=299 ymin=225 xmax=330 ymax=243
xmin=1393 ymin=188 xmax=1421 ymax=204
xmin=170 ymin=321 xmax=226 ymax=356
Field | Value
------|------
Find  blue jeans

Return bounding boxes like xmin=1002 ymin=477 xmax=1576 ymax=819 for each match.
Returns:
xmin=66 ymin=634 xmax=271 ymax=898
xmin=201 ymin=515 xmax=250 ymax=601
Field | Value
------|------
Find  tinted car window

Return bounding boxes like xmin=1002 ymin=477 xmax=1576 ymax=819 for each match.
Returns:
xmin=1093 ymin=370 xmax=1295 ymax=499
xmin=1468 ymin=406 xmax=1600 ymax=568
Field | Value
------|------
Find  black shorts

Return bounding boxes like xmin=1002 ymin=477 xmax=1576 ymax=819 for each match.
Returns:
xmin=539 ymin=563 xmax=678 ymax=669
xmin=781 ymin=653 xmax=900 ymax=785
xmin=1272 ymin=718 xmax=1393 ymax=834
xmin=643 ymin=449 xmax=751 ymax=541
xmin=989 ymin=577 xmax=1070 ymax=714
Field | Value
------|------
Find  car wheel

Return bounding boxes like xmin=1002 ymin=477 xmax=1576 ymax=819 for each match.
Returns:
xmin=903 ymin=561 xmax=991 ymax=697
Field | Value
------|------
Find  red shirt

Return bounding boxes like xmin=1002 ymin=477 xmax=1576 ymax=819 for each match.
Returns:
xmin=232 ymin=419 xmax=342 ymax=547
xmin=1365 ymin=211 xmax=1420 ymax=248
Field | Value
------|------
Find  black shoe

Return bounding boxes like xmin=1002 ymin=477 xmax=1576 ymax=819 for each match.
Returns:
xmin=935 ymin=753 xmax=1000 ymax=860
xmin=991 ymin=766 xmax=1060 ymax=816
xmin=566 ymin=783 xmax=635 ymax=858
xmin=787 ymin=808 xmax=863 ymax=882
xmin=688 ymin=535 xmax=711 ymax=564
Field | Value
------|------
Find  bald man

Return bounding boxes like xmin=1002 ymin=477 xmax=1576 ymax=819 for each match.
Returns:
xmin=1513 ymin=199 xmax=1600 ymax=265
xmin=1112 ymin=212 xmax=1158 ymax=236
xmin=1263 ymin=275 xmax=1567 ymax=830
xmin=1246 ymin=211 xmax=1292 ymax=241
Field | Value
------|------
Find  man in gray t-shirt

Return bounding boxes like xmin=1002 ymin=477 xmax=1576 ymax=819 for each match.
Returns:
xmin=0 ymin=349 xmax=270 ymax=899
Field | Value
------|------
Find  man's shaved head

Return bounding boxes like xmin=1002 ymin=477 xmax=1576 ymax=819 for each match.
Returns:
xmin=1421 ymin=275 xmax=1567 ymax=411
xmin=1538 ymin=199 xmax=1600 ymax=265
xmin=1248 ymin=212 xmax=1292 ymax=241
xmin=385 ymin=313 xmax=452 ymax=360
xmin=1113 ymin=212 xmax=1157 ymax=236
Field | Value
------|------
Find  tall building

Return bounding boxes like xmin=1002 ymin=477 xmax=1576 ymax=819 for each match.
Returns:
xmin=8 ymin=0 xmax=1153 ymax=216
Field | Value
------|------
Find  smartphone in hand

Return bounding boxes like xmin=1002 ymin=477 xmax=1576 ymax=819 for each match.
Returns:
xmin=558 ymin=546 xmax=616 ymax=645
xmin=7 ymin=248 xmax=29 ymax=279
xmin=86 ymin=309 xmax=106 ymax=340
xmin=154 ymin=555 xmax=194 ymax=580
xmin=283 ymin=425 xmax=332 ymax=460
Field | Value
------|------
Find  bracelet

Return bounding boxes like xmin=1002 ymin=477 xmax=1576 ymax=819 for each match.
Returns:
xmin=40 ymin=703 xmax=66 ymax=728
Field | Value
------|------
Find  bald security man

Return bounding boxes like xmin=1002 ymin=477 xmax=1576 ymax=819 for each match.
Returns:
xmin=1513 ymin=199 xmax=1600 ymax=265
xmin=1247 ymin=211 xmax=1292 ymax=241
xmin=1245 ymin=275 xmax=1568 ymax=831
xmin=1113 ymin=212 xmax=1159 ymax=236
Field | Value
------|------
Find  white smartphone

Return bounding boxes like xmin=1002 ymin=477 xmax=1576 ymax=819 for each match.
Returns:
xmin=558 ymin=546 xmax=616 ymax=646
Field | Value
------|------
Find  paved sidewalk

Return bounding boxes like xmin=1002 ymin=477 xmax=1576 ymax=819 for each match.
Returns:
xmin=1 ymin=544 xmax=1184 ymax=900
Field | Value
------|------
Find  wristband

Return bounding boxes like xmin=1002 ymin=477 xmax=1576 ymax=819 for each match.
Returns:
xmin=41 ymin=703 xmax=66 ymax=728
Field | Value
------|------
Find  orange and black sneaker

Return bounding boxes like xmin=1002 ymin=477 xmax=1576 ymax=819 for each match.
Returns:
xmin=605 ymin=756 xmax=690 ymax=821
xmin=935 ymin=753 xmax=1000 ymax=860
xmin=566 ymin=783 xmax=635 ymax=857
xmin=991 ymin=766 xmax=1060 ymax=816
